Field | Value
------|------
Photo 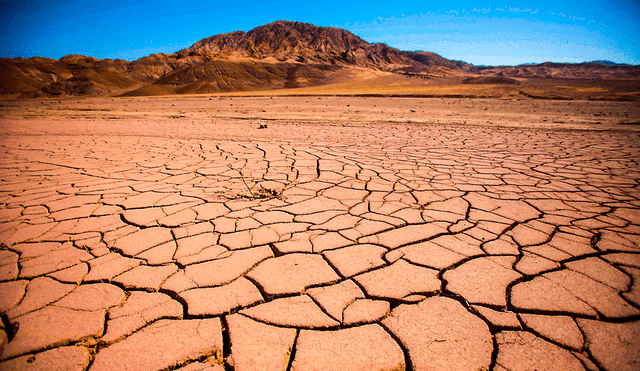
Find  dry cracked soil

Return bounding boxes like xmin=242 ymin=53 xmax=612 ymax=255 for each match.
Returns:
xmin=0 ymin=96 xmax=639 ymax=371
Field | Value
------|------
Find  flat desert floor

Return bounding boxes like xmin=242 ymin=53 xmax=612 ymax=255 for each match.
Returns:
xmin=0 ymin=96 xmax=639 ymax=371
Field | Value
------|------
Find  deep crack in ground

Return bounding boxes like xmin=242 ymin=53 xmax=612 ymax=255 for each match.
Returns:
xmin=0 ymin=96 xmax=639 ymax=371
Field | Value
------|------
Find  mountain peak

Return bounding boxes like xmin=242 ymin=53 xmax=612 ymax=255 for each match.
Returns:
xmin=2 ymin=20 xmax=639 ymax=98
xmin=186 ymin=20 xmax=373 ymax=63
xmin=184 ymin=20 xmax=467 ymax=72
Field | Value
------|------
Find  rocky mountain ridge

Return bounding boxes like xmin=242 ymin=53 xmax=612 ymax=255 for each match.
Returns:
xmin=184 ymin=21 xmax=470 ymax=71
xmin=1 ymin=20 xmax=638 ymax=98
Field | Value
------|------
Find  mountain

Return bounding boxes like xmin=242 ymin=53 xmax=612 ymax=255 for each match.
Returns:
xmin=589 ymin=60 xmax=630 ymax=66
xmin=185 ymin=21 xmax=470 ymax=71
xmin=475 ymin=61 xmax=640 ymax=80
xmin=1 ymin=20 xmax=639 ymax=98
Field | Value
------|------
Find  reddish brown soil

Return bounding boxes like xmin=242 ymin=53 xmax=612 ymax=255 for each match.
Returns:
xmin=0 ymin=96 xmax=639 ymax=370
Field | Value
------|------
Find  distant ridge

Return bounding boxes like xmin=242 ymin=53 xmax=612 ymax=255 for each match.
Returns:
xmin=516 ymin=60 xmax=631 ymax=67
xmin=1 ymin=20 xmax=639 ymax=98
xmin=475 ymin=60 xmax=639 ymax=79
xmin=589 ymin=60 xmax=630 ymax=66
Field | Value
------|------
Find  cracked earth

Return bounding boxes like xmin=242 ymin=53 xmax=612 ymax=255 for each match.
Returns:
xmin=0 ymin=97 xmax=639 ymax=371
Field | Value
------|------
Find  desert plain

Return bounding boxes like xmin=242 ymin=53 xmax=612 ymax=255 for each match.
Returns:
xmin=0 ymin=95 xmax=639 ymax=371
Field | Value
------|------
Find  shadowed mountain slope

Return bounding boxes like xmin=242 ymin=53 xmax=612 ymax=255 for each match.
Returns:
xmin=1 ymin=21 xmax=638 ymax=98
xmin=186 ymin=21 xmax=469 ymax=71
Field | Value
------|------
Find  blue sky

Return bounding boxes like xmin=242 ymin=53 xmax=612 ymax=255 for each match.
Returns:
xmin=1 ymin=0 xmax=638 ymax=65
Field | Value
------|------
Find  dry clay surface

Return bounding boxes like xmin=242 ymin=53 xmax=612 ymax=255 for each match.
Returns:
xmin=0 ymin=97 xmax=639 ymax=370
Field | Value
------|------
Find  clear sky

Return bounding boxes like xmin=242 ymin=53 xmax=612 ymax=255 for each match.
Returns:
xmin=1 ymin=0 xmax=638 ymax=66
